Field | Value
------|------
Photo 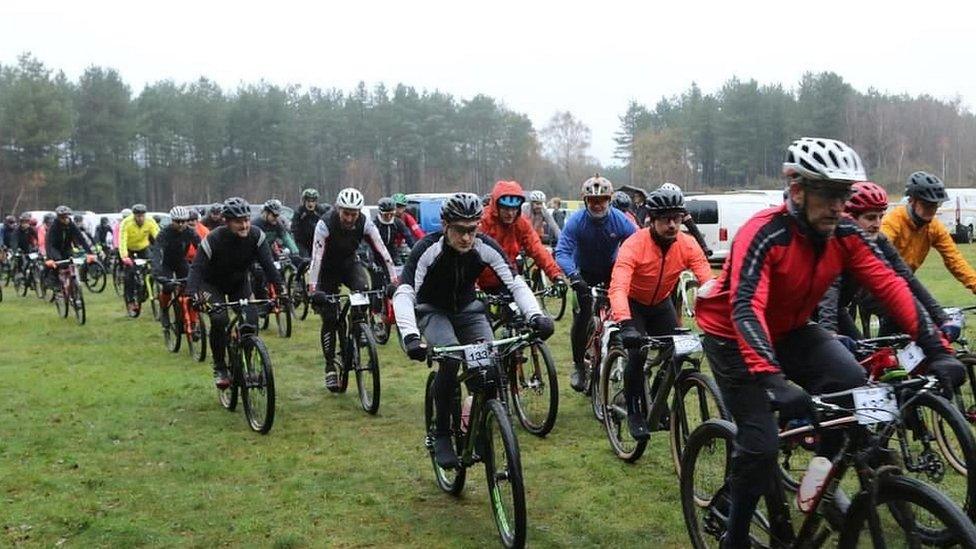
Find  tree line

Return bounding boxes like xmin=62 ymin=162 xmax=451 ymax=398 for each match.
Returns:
xmin=614 ymin=72 xmax=976 ymax=193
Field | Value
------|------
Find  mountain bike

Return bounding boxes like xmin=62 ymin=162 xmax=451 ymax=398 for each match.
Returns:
xmin=158 ymin=277 xmax=207 ymax=361
xmin=681 ymin=377 xmax=976 ymax=548
xmin=424 ymin=332 xmax=536 ymax=548
xmin=581 ymin=284 xmax=612 ymax=421
xmin=518 ymin=251 xmax=568 ymax=321
xmin=205 ymin=298 xmax=276 ymax=434
xmin=51 ymin=257 xmax=88 ymax=325
xmin=286 ymin=260 xmax=311 ymax=321
xmin=483 ymin=291 xmax=559 ymax=437
xmin=600 ymin=331 xmax=728 ymax=468
xmin=317 ymin=290 xmax=383 ymax=414
xmin=125 ymin=258 xmax=159 ymax=319
xmin=11 ymin=251 xmax=38 ymax=297
xmin=81 ymin=250 xmax=107 ymax=293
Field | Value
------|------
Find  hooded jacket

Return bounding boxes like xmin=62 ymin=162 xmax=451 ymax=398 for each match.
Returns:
xmin=477 ymin=180 xmax=563 ymax=289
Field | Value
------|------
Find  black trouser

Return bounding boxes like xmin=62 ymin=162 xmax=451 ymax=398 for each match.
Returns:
xmin=417 ymin=301 xmax=495 ymax=433
xmin=570 ymin=272 xmax=609 ymax=365
xmin=123 ymin=248 xmax=151 ymax=304
xmin=201 ymin=280 xmax=255 ymax=368
xmin=315 ymin=255 xmax=370 ymax=366
xmin=703 ymin=324 xmax=866 ymax=547
xmin=251 ymin=263 xmax=269 ymax=302
xmin=625 ymin=298 xmax=679 ymax=400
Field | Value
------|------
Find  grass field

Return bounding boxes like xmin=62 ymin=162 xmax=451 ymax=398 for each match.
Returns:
xmin=2 ymin=246 xmax=975 ymax=548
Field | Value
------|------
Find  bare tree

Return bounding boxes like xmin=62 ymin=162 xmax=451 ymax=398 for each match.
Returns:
xmin=540 ymin=111 xmax=593 ymax=192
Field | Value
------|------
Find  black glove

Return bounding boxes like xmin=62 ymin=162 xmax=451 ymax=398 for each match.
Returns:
xmin=569 ymin=273 xmax=589 ymax=296
xmin=927 ymin=353 xmax=965 ymax=397
xmin=310 ymin=291 xmax=329 ymax=308
xmin=404 ymin=334 xmax=427 ymax=361
xmin=529 ymin=314 xmax=555 ymax=340
xmin=759 ymin=373 xmax=814 ymax=421
xmin=834 ymin=334 xmax=858 ymax=354
xmin=619 ymin=320 xmax=643 ymax=349
xmin=940 ymin=321 xmax=962 ymax=343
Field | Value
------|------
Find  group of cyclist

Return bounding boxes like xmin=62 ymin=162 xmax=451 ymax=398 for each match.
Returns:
xmin=7 ymin=133 xmax=976 ymax=547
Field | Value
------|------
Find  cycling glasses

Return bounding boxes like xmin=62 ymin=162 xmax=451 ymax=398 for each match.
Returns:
xmin=496 ymin=195 xmax=524 ymax=208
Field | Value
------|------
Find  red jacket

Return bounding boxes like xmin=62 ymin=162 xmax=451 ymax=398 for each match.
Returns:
xmin=695 ymin=203 xmax=947 ymax=375
xmin=186 ymin=222 xmax=210 ymax=261
xmin=477 ymin=180 xmax=563 ymax=289
xmin=610 ymin=230 xmax=712 ymax=322
xmin=399 ymin=212 xmax=425 ymax=242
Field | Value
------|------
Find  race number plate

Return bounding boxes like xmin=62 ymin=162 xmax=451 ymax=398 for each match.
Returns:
xmin=28 ymin=252 xmax=38 ymax=260
xmin=896 ymin=342 xmax=925 ymax=373
xmin=851 ymin=386 xmax=898 ymax=425
xmin=349 ymin=292 xmax=369 ymax=307
xmin=273 ymin=261 xmax=281 ymax=270
xmin=71 ymin=257 xmax=85 ymax=266
xmin=134 ymin=258 xmax=148 ymax=266
xmin=464 ymin=343 xmax=492 ymax=370
xmin=674 ymin=334 xmax=702 ymax=356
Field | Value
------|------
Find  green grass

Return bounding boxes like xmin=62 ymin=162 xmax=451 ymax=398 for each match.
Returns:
xmin=3 ymin=244 xmax=976 ymax=548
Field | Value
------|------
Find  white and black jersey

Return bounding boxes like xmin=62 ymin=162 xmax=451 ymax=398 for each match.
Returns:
xmin=393 ymin=232 xmax=542 ymax=339
xmin=308 ymin=210 xmax=396 ymax=290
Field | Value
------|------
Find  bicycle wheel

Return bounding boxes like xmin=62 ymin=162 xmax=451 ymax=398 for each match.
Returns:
xmin=112 ymin=263 xmax=124 ymax=297
xmin=162 ymin=302 xmax=182 ymax=352
xmin=600 ymin=346 xmax=647 ymax=462
xmin=956 ymin=353 xmax=976 ymax=424
xmin=71 ymin=281 xmax=86 ymax=326
xmin=424 ymin=371 xmax=466 ymax=494
xmin=54 ymin=287 xmax=68 ymax=318
xmin=148 ymin=277 xmax=160 ymax=320
xmin=353 ymin=323 xmax=381 ymax=414
xmin=273 ymin=300 xmax=292 ymax=338
xmin=34 ymin=267 xmax=47 ymax=299
xmin=671 ymin=370 xmax=730 ymax=476
xmin=680 ymin=419 xmax=739 ymax=549
xmin=838 ymin=474 xmax=976 ymax=548
xmin=369 ymin=297 xmax=391 ymax=345
xmin=893 ymin=390 xmax=976 ymax=527
xmin=287 ymin=271 xmax=310 ymax=321
xmin=509 ymin=341 xmax=559 ymax=437
xmin=218 ymin=346 xmax=239 ymax=411
xmin=483 ymin=398 xmax=527 ymax=549
xmin=188 ymin=314 xmax=208 ymax=362
xmin=85 ymin=262 xmax=107 ymax=293
xmin=241 ymin=336 xmax=276 ymax=434
xmin=14 ymin=269 xmax=26 ymax=297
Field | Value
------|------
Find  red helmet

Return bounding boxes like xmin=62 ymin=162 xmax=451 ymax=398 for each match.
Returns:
xmin=845 ymin=181 xmax=888 ymax=215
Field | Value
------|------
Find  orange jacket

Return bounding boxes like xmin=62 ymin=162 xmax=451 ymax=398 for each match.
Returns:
xmin=477 ymin=180 xmax=563 ymax=289
xmin=186 ymin=222 xmax=210 ymax=261
xmin=881 ymin=205 xmax=976 ymax=293
xmin=610 ymin=229 xmax=713 ymax=322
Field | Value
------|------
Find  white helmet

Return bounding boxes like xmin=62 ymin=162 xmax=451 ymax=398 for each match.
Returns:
xmin=529 ymin=190 xmax=546 ymax=203
xmin=659 ymin=182 xmax=682 ymax=193
xmin=169 ymin=206 xmax=190 ymax=221
xmin=782 ymin=137 xmax=865 ymax=183
xmin=335 ymin=188 xmax=365 ymax=210
xmin=581 ymin=175 xmax=613 ymax=198
xmin=120 ymin=208 xmax=133 ymax=217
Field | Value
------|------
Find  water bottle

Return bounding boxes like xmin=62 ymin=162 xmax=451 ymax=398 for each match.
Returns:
xmin=797 ymin=456 xmax=832 ymax=513
xmin=460 ymin=396 xmax=473 ymax=433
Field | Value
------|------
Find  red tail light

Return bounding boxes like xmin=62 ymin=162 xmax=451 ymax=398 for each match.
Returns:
xmin=719 ymin=227 xmax=728 ymax=241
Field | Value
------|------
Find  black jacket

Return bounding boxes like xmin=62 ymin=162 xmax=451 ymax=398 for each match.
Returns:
xmin=152 ymin=225 xmax=201 ymax=277
xmin=293 ymin=203 xmax=330 ymax=256
xmin=45 ymin=221 xmax=91 ymax=261
xmin=187 ymin=226 xmax=281 ymax=295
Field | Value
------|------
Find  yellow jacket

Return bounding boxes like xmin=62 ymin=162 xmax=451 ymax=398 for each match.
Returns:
xmin=118 ymin=215 xmax=160 ymax=257
xmin=881 ymin=205 xmax=976 ymax=292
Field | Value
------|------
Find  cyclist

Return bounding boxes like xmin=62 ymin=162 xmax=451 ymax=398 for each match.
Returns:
xmin=819 ymin=181 xmax=954 ymax=341
xmin=73 ymin=215 xmax=94 ymax=248
xmin=1 ymin=215 xmax=16 ymax=250
xmin=477 ymin=180 xmax=565 ymax=293
xmin=119 ymin=203 xmax=161 ymax=317
xmin=659 ymin=182 xmax=714 ymax=258
xmin=611 ymin=191 xmax=640 ymax=227
xmin=186 ymin=208 xmax=209 ymax=261
xmin=522 ymin=190 xmax=561 ymax=246
xmin=630 ymin=189 xmax=650 ymax=227
xmin=94 ymin=217 xmax=114 ymax=249
xmin=293 ymin=188 xmax=329 ymax=258
xmin=881 ymin=171 xmax=976 ymax=296
xmin=392 ymin=193 xmax=425 ymax=241
xmin=549 ymin=196 xmax=566 ymax=228
xmin=43 ymin=206 xmax=94 ymax=288
xmin=37 ymin=213 xmax=56 ymax=255
xmin=202 ymin=204 xmax=224 ymax=231
xmin=151 ymin=206 xmax=200 ymax=329
xmin=393 ymin=193 xmax=553 ymax=468
xmin=9 ymin=213 xmax=38 ymax=276
xmin=694 ymin=138 xmax=962 ymax=548
xmin=611 ymin=187 xmax=713 ymax=440
xmin=555 ymin=175 xmax=637 ymax=392
xmin=251 ymin=199 xmax=302 ymax=306
xmin=187 ymin=197 xmax=283 ymax=389
xmin=374 ymin=197 xmax=415 ymax=264
xmin=308 ymin=188 xmax=398 ymax=390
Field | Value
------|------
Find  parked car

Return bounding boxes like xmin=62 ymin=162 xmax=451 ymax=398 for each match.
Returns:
xmin=685 ymin=192 xmax=782 ymax=263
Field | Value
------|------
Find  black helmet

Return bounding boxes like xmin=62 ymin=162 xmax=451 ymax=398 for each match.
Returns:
xmin=441 ymin=193 xmax=484 ymax=223
xmin=906 ymin=171 xmax=949 ymax=204
xmin=132 ymin=203 xmax=148 ymax=214
xmin=222 ymin=197 xmax=252 ymax=219
xmin=100 ymin=216 xmax=109 ymax=225
xmin=377 ymin=197 xmax=395 ymax=213
xmin=263 ymin=199 xmax=283 ymax=215
xmin=302 ymin=188 xmax=319 ymax=200
xmin=19 ymin=212 xmax=31 ymax=222
xmin=611 ymin=191 xmax=632 ymax=211
xmin=4 ymin=215 xmax=15 ymax=224
xmin=55 ymin=205 xmax=72 ymax=216
xmin=209 ymin=203 xmax=223 ymax=215
xmin=647 ymin=188 xmax=686 ymax=216
xmin=43 ymin=213 xmax=56 ymax=224
xmin=188 ymin=208 xmax=200 ymax=221
xmin=73 ymin=214 xmax=84 ymax=223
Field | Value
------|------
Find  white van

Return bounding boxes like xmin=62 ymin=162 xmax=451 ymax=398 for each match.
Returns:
xmin=940 ymin=189 xmax=976 ymax=243
xmin=685 ymin=192 xmax=782 ymax=263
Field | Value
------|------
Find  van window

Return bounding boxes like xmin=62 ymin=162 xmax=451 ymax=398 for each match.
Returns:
xmin=686 ymin=200 xmax=718 ymax=224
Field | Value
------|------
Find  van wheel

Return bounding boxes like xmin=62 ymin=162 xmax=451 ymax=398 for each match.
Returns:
xmin=967 ymin=225 xmax=974 ymax=244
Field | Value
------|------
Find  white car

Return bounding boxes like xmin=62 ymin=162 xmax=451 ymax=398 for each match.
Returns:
xmin=685 ymin=192 xmax=783 ymax=263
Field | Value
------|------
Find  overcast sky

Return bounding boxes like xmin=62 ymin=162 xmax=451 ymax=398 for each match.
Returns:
xmin=3 ymin=1 xmax=975 ymax=164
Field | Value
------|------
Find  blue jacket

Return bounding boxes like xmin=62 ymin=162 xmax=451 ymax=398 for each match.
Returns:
xmin=555 ymin=207 xmax=636 ymax=283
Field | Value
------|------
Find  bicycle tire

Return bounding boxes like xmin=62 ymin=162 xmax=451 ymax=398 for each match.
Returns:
xmin=424 ymin=371 xmax=466 ymax=495
xmin=218 ymin=346 xmax=239 ymax=411
xmin=162 ymin=302 xmax=182 ymax=353
xmin=241 ymin=336 xmax=276 ymax=434
xmin=509 ymin=341 xmax=559 ymax=437
xmin=956 ymin=353 xmax=976 ymax=425
xmin=112 ymin=263 xmax=124 ymax=297
xmin=14 ymin=269 xmax=26 ymax=296
xmin=287 ymin=268 xmax=309 ymax=321
xmin=600 ymin=346 xmax=647 ymax=462
xmin=54 ymin=288 xmax=68 ymax=318
xmin=670 ymin=370 xmax=730 ymax=476
xmin=274 ymin=300 xmax=292 ymax=338
xmin=484 ymin=398 xmax=527 ymax=548
xmin=353 ymin=323 xmax=381 ymax=414
xmin=85 ymin=263 xmax=107 ymax=293
xmin=72 ymin=280 xmax=85 ymax=326
xmin=837 ymin=474 xmax=976 ymax=548
xmin=680 ymin=419 xmax=737 ymax=549
xmin=189 ymin=314 xmax=208 ymax=362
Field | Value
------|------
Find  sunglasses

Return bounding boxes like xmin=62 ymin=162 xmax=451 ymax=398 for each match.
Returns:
xmin=448 ymin=223 xmax=479 ymax=236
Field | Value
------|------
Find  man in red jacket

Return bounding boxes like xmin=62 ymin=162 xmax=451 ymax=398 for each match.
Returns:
xmin=610 ymin=186 xmax=712 ymax=440
xmin=476 ymin=180 xmax=565 ymax=292
xmin=694 ymin=137 xmax=962 ymax=548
